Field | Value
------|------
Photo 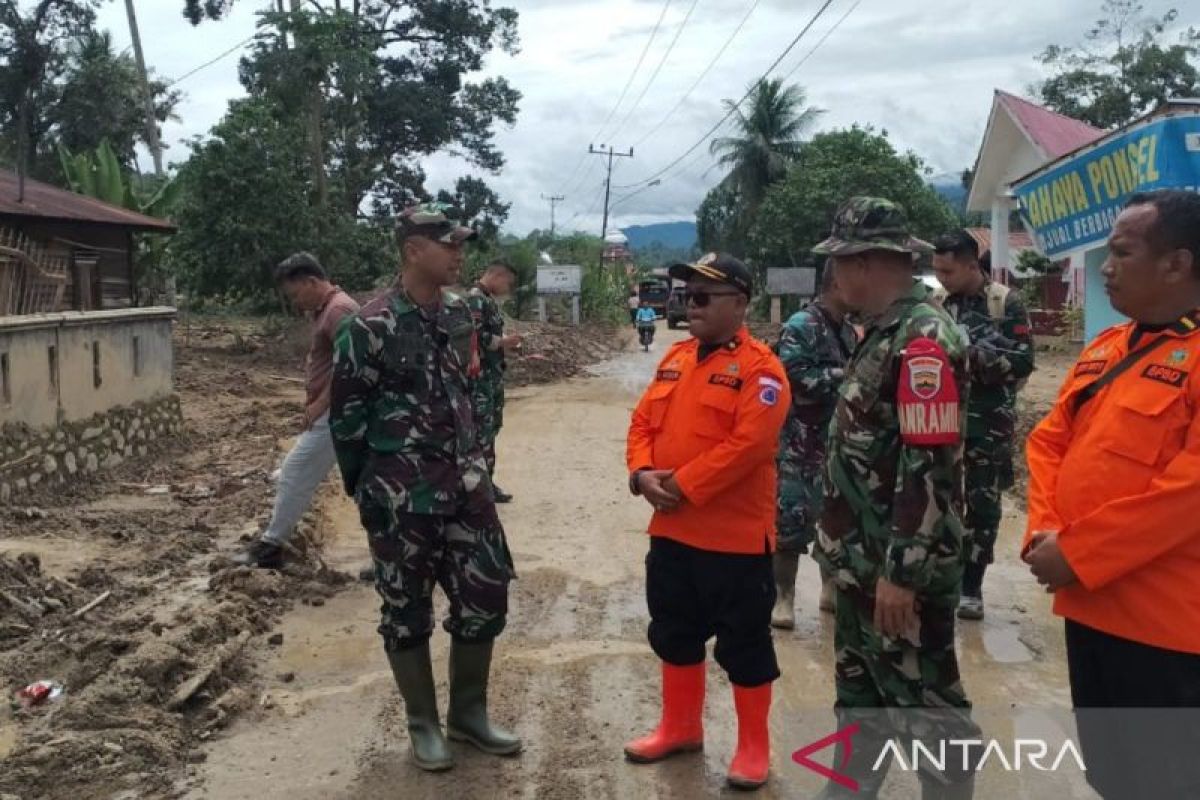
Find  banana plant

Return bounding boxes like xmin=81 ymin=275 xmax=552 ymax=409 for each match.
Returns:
xmin=58 ymin=140 xmax=178 ymax=218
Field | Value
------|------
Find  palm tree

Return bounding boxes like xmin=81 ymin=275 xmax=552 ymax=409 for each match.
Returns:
xmin=709 ymin=78 xmax=823 ymax=225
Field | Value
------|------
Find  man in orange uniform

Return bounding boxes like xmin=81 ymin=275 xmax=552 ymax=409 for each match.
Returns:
xmin=623 ymin=253 xmax=790 ymax=791
xmin=1024 ymin=190 xmax=1200 ymax=799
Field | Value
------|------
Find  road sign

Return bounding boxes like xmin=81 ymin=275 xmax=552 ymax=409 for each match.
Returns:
xmin=537 ymin=265 xmax=583 ymax=295
xmin=766 ymin=267 xmax=816 ymax=296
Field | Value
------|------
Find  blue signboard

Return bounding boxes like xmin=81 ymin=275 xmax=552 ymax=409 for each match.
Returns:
xmin=1014 ymin=114 xmax=1200 ymax=258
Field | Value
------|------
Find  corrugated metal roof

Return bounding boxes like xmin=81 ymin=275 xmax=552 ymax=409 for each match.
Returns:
xmin=0 ymin=170 xmax=175 ymax=232
xmin=996 ymin=91 xmax=1106 ymax=160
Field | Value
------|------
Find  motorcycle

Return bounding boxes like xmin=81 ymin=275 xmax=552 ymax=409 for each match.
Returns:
xmin=637 ymin=322 xmax=655 ymax=351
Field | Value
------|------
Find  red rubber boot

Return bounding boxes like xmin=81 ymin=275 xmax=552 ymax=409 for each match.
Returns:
xmin=727 ymin=682 xmax=772 ymax=790
xmin=623 ymin=662 xmax=705 ymax=763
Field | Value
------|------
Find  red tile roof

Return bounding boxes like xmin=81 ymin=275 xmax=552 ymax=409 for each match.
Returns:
xmin=965 ymin=226 xmax=1035 ymax=255
xmin=0 ymin=170 xmax=175 ymax=232
xmin=996 ymin=91 xmax=1106 ymax=160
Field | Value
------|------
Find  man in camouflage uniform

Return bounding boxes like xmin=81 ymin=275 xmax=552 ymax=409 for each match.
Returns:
xmin=330 ymin=204 xmax=521 ymax=773
xmin=932 ymin=231 xmax=1035 ymax=620
xmin=813 ymin=198 xmax=979 ymax=800
xmin=466 ymin=261 xmax=522 ymax=503
xmin=771 ymin=264 xmax=857 ymax=629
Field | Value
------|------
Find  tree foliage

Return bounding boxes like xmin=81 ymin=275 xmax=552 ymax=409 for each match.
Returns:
xmin=170 ymin=2 xmax=522 ymax=302
xmin=696 ymin=182 xmax=744 ymax=255
xmin=0 ymin=6 xmax=178 ymax=181
xmin=706 ymin=79 xmax=822 ymax=255
xmin=751 ymin=126 xmax=958 ymax=269
xmin=1035 ymin=1 xmax=1200 ymax=128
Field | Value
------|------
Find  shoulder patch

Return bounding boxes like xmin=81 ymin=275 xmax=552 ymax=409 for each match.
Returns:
xmin=897 ymin=337 xmax=961 ymax=446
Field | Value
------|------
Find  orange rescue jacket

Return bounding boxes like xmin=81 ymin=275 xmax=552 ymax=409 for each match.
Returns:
xmin=627 ymin=327 xmax=790 ymax=555
xmin=1024 ymin=313 xmax=1200 ymax=654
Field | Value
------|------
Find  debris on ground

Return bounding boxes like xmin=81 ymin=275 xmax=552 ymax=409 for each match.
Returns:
xmin=504 ymin=321 xmax=626 ymax=386
xmin=0 ymin=311 xmax=618 ymax=800
xmin=0 ymin=316 xmax=349 ymax=800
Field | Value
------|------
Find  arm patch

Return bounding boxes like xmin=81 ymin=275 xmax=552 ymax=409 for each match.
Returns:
xmin=897 ymin=337 xmax=961 ymax=446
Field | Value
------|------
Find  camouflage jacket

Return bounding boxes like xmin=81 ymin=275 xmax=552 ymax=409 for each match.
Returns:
xmin=774 ymin=300 xmax=858 ymax=476
xmin=466 ymin=283 xmax=506 ymax=385
xmin=820 ymin=281 xmax=970 ymax=598
xmin=329 ymin=286 xmax=490 ymax=515
xmin=940 ymin=281 xmax=1034 ymax=440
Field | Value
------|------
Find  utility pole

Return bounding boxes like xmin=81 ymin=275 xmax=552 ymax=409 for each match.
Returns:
xmin=540 ymin=193 xmax=565 ymax=237
xmin=123 ymin=0 xmax=164 ymax=177
xmin=588 ymin=144 xmax=634 ymax=240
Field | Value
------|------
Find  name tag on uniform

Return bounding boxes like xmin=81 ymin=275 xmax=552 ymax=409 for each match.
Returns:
xmin=1142 ymin=364 xmax=1188 ymax=387
xmin=708 ymin=374 xmax=743 ymax=390
xmin=657 ymin=369 xmax=681 ymax=382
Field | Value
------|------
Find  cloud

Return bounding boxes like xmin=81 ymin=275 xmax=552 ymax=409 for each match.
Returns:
xmin=96 ymin=0 xmax=1184 ymax=237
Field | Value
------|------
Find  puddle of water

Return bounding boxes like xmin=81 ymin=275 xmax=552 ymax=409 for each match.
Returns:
xmin=982 ymin=624 xmax=1035 ymax=664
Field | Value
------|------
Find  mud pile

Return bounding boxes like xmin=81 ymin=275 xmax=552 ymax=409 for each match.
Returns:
xmin=504 ymin=321 xmax=626 ymax=387
xmin=0 ymin=317 xmax=347 ymax=800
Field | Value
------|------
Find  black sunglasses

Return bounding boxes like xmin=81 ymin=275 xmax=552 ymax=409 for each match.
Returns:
xmin=685 ymin=289 xmax=743 ymax=307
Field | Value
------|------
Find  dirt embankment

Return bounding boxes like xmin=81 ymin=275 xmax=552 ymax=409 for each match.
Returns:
xmin=0 ymin=314 xmax=623 ymax=800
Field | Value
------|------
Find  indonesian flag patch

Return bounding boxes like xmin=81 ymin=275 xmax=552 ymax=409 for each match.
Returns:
xmin=897 ymin=337 xmax=960 ymax=446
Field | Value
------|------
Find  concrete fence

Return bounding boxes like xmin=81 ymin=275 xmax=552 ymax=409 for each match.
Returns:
xmin=0 ymin=307 xmax=181 ymax=500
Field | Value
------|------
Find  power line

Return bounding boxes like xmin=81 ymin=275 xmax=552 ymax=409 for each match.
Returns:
xmin=562 ymin=179 xmax=607 ymax=231
xmin=603 ymin=0 xmax=704 ymax=144
xmin=166 ymin=33 xmax=258 ymax=87
xmin=632 ymin=0 xmax=761 ymax=148
xmin=612 ymin=0 xmax=840 ymax=192
xmin=553 ymin=0 xmax=674 ymax=194
xmin=781 ymin=0 xmax=860 ymax=82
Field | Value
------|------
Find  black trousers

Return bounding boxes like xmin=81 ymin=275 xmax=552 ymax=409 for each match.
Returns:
xmin=645 ymin=536 xmax=779 ymax=687
xmin=1066 ymin=620 xmax=1200 ymax=799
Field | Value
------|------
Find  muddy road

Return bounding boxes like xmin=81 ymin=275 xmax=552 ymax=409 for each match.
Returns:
xmin=184 ymin=326 xmax=1087 ymax=800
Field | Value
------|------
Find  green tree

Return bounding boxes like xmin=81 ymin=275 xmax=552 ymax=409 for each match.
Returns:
xmin=51 ymin=30 xmax=179 ymax=169
xmin=0 ymin=0 xmax=101 ymax=182
xmin=709 ymin=79 xmax=822 ymax=240
xmin=750 ymin=126 xmax=957 ymax=270
xmin=193 ymin=2 xmax=520 ymax=216
xmin=1035 ymin=1 xmax=1200 ymax=128
xmin=696 ymin=182 xmax=744 ymax=255
xmin=170 ymin=97 xmax=394 ymax=305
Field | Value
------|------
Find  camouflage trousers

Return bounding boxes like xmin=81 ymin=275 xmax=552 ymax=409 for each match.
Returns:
xmin=964 ymin=435 xmax=1004 ymax=567
xmin=776 ymin=469 xmax=822 ymax=554
xmin=472 ymin=379 xmax=505 ymax=476
xmin=358 ymin=494 xmax=515 ymax=652
xmin=834 ymin=585 xmax=981 ymax=783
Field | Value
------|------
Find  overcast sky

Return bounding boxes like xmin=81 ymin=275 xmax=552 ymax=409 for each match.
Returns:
xmin=97 ymin=0 xmax=1183 ymax=236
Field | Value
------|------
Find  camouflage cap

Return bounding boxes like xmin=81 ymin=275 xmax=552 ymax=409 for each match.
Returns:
xmin=397 ymin=202 xmax=477 ymax=244
xmin=812 ymin=196 xmax=933 ymax=257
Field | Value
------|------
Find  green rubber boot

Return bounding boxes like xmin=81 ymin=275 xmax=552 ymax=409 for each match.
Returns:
xmin=447 ymin=640 xmax=523 ymax=756
xmin=386 ymin=642 xmax=454 ymax=772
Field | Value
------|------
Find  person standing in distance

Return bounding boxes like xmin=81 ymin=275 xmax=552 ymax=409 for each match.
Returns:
xmin=1024 ymin=190 xmax=1200 ymax=800
xmin=466 ymin=260 xmax=522 ymax=503
xmin=770 ymin=263 xmax=857 ymax=628
xmin=625 ymin=253 xmax=789 ymax=790
xmin=330 ymin=204 xmax=520 ymax=773
xmin=931 ymin=231 xmax=1035 ymax=620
